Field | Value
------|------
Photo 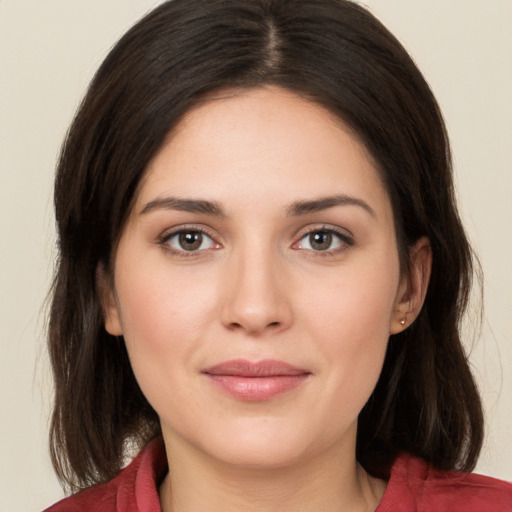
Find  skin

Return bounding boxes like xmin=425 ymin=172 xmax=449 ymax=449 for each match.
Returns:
xmin=100 ymin=87 xmax=431 ymax=512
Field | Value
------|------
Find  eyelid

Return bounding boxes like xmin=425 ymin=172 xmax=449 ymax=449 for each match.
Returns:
xmin=157 ymin=224 xmax=221 ymax=255
xmin=156 ymin=223 xmax=353 ymax=257
xmin=292 ymin=225 xmax=354 ymax=252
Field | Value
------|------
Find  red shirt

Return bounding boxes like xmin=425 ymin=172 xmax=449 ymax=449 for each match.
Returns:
xmin=45 ymin=438 xmax=512 ymax=511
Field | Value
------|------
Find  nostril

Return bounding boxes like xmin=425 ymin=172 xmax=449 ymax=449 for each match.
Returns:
xmin=227 ymin=320 xmax=281 ymax=334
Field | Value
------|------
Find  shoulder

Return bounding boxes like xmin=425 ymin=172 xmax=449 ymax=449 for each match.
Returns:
xmin=43 ymin=437 xmax=167 ymax=512
xmin=378 ymin=453 xmax=512 ymax=512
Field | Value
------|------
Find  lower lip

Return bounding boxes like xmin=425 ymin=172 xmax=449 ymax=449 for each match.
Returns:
xmin=206 ymin=374 xmax=309 ymax=401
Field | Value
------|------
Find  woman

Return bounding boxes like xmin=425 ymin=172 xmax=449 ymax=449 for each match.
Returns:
xmin=44 ymin=0 xmax=512 ymax=510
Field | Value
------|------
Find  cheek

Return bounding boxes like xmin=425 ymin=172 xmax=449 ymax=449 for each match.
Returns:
xmin=116 ymin=252 xmax=217 ymax=337
xmin=298 ymin=251 xmax=399 ymax=398
xmin=113 ymin=257 xmax=219 ymax=399
xmin=301 ymin=253 xmax=399 ymax=342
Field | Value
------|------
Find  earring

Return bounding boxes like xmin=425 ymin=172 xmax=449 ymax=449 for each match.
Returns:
xmin=399 ymin=318 xmax=406 ymax=326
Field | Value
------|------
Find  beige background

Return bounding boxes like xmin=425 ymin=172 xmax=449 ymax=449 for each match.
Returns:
xmin=1 ymin=1 xmax=511 ymax=510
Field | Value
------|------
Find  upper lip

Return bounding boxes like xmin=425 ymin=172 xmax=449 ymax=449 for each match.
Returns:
xmin=202 ymin=359 xmax=310 ymax=377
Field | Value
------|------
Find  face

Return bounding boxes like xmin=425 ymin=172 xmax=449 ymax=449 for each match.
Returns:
xmin=103 ymin=87 xmax=424 ymax=469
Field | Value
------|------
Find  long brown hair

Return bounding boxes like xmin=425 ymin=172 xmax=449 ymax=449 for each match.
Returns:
xmin=49 ymin=0 xmax=483 ymax=491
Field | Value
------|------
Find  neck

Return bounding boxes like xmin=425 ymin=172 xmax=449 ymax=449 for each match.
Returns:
xmin=159 ymin=432 xmax=385 ymax=512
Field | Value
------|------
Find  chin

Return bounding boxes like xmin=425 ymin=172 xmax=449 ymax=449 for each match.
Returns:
xmin=203 ymin=436 xmax=311 ymax=469
xmin=173 ymin=415 xmax=355 ymax=471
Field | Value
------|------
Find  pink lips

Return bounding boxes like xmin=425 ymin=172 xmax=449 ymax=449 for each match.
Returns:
xmin=202 ymin=359 xmax=310 ymax=401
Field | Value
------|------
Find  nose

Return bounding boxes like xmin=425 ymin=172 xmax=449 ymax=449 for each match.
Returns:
xmin=220 ymin=245 xmax=293 ymax=336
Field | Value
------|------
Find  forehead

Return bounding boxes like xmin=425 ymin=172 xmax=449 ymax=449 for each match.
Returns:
xmin=134 ymin=86 xmax=391 ymax=220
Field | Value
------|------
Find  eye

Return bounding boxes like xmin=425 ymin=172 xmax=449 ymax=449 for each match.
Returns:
xmin=162 ymin=229 xmax=218 ymax=253
xmin=295 ymin=229 xmax=351 ymax=252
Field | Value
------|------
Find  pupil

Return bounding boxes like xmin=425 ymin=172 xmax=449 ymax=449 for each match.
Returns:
xmin=179 ymin=232 xmax=202 ymax=251
xmin=310 ymin=232 xmax=332 ymax=250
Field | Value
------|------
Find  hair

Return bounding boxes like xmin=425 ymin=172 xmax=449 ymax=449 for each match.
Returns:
xmin=48 ymin=0 xmax=484 ymax=491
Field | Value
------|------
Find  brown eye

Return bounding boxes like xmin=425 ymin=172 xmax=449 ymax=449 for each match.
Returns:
xmin=178 ymin=231 xmax=203 ymax=251
xmin=296 ymin=229 xmax=350 ymax=252
xmin=309 ymin=231 xmax=332 ymax=251
xmin=164 ymin=230 xmax=216 ymax=253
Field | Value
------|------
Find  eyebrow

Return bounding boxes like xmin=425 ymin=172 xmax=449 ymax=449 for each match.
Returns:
xmin=140 ymin=194 xmax=375 ymax=218
xmin=140 ymin=197 xmax=225 ymax=216
xmin=286 ymin=195 xmax=376 ymax=218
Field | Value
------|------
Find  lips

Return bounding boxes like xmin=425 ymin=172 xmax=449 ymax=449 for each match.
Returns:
xmin=202 ymin=359 xmax=310 ymax=401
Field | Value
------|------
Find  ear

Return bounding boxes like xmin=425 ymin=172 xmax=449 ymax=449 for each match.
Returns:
xmin=96 ymin=264 xmax=123 ymax=336
xmin=390 ymin=236 xmax=432 ymax=334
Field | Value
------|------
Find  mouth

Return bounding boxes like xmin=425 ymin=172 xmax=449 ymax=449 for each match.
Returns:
xmin=201 ymin=359 xmax=311 ymax=401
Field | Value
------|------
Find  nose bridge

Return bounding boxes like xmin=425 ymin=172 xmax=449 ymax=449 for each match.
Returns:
xmin=221 ymin=235 xmax=292 ymax=335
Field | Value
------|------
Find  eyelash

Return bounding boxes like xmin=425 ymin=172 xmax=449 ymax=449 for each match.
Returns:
xmin=157 ymin=225 xmax=354 ymax=258
xmin=293 ymin=226 xmax=354 ymax=256
xmin=157 ymin=225 xmax=219 ymax=258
